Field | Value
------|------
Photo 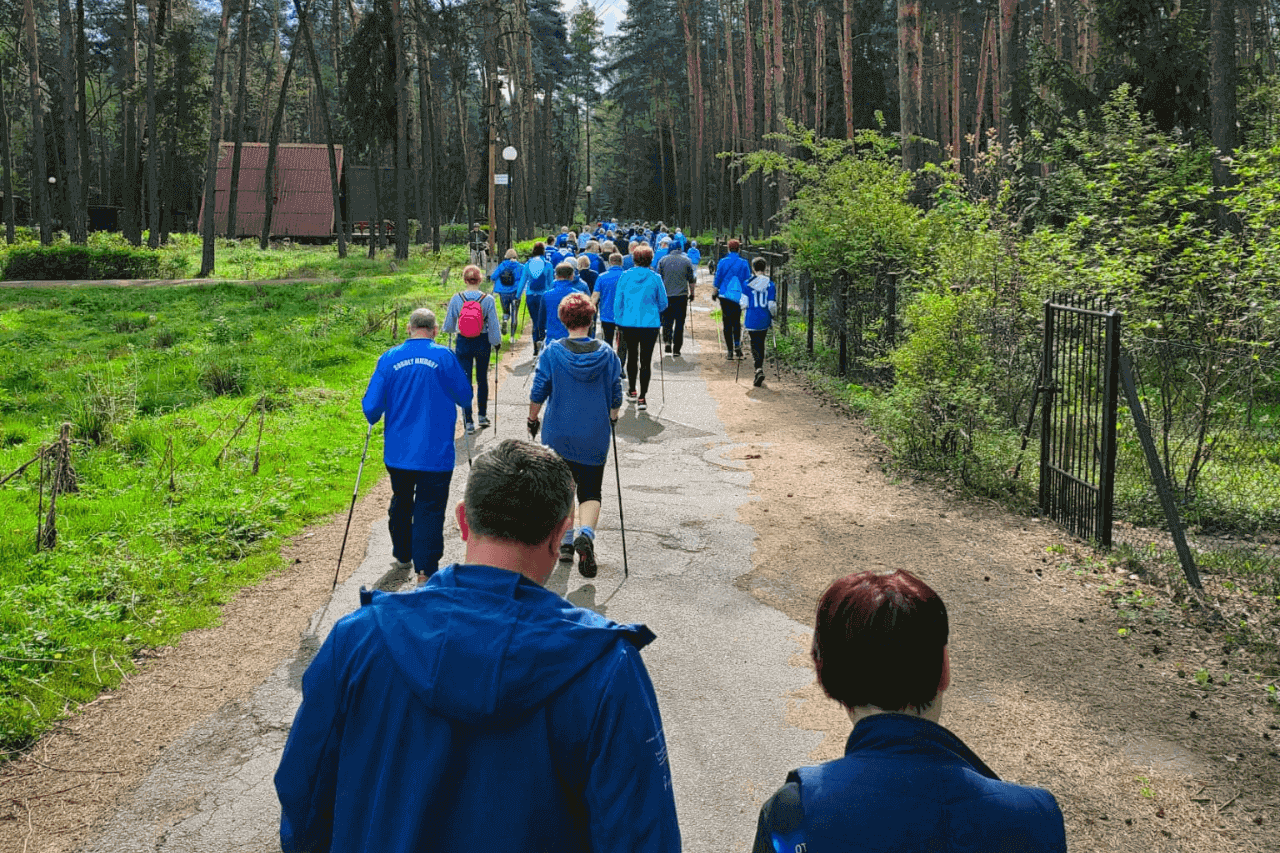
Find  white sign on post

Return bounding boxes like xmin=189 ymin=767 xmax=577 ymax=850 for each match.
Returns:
xmin=494 ymin=174 xmax=509 ymax=186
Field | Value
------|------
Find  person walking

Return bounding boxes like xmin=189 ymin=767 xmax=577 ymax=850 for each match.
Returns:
xmin=521 ymin=242 xmax=555 ymax=353
xmin=656 ymin=240 xmax=695 ymax=357
xmin=713 ymin=238 xmax=751 ymax=360
xmin=542 ymin=262 xmax=586 ymax=344
xmin=594 ymin=251 xmax=625 ymax=352
xmin=277 ymin=439 xmax=680 ymax=853
xmin=490 ymin=248 xmax=525 ymax=340
xmin=741 ymin=256 xmax=778 ymax=387
xmin=613 ymin=245 xmax=667 ymax=411
xmin=443 ymin=264 xmax=503 ymax=432
xmin=751 ymin=568 xmax=1066 ymax=853
xmin=527 ymin=293 xmax=623 ymax=578
xmin=361 ymin=308 xmax=473 ymax=584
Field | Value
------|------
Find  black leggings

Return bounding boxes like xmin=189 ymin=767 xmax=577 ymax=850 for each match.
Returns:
xmin=619 ymin=327 xmax=659 ymax=396
xmin=719 ymin=297 xmax=742 ymax=352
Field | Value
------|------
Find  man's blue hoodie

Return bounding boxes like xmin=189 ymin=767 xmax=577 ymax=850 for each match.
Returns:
xmin=531 ymin=337 xmax=624 ymax=465
xmin=276 ymin=564 xmax=680 ymax=853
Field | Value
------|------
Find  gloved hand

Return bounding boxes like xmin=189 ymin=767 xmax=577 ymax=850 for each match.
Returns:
xmin=527 ymin=418 xmax=541 ymax=440
xmin=494 ymin=343 xmax=501 ymax=354
xmin=711 ymin=288 xmax=719 ymax=301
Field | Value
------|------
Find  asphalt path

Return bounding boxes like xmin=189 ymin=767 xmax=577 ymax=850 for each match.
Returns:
xmin=75 ymin=289 xmax=820 ymax=852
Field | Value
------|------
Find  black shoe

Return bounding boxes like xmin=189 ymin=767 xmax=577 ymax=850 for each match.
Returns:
xmin=672 ymin=352 xmax=681 ymax=358
xmin=754 ymin=368 xmax=765 ymax=387
xmin=574 ymin=533 xmax=597 ymax=578
xmin=725 ymin=352 xmax=734 ymax=361
xmin=664 ymin=342 xmax=672 ymax=354
xmin=637 ymin=397 xmax=647 ymax=411
xmin=735 ymin=347 xmax=744 ymax=360
xmin=559 ymin=543 xmax=575 ymax=563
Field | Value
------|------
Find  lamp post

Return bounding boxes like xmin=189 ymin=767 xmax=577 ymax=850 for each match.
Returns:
xmin=502 ymin=146 xmax=517 ymax=253
xmin=585 ymin=184 xmax=592 ymax=226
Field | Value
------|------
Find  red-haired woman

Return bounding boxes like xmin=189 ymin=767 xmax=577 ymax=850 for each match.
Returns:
xmin=611 ymin=244 xmax=667 ymax=411
xmin=752 ymin=568 xmax=1066 ymax=853
xmin=527 ymin=293 xmax=623 ymax=578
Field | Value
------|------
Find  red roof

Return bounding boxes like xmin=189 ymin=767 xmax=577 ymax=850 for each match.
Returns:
xmin=198 ymin=142 xmax=343 ymax=238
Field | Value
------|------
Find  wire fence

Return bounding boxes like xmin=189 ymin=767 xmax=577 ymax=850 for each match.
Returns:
xmin=723 ymin=235 xmax=1280 ymax=596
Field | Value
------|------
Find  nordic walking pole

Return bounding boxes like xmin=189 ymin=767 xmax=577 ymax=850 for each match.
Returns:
xmin=610 ymin=421 xmax=629 ymax=578
xmin=332 ymin=420 xmax=374 ymax=591
xmin=462 ymin=410 xmax=473 ymax=467
xmin=658 ymin=332 xmax=665 ymax=404
xmin=493 ymin=345 xmax=500 ymax=435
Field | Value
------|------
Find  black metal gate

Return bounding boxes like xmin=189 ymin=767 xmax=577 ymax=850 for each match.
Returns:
xmin=1039 ymin=297 xmax=1121 ymax=545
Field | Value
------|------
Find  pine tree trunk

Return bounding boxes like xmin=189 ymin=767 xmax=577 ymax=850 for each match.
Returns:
xmin=226 ymin=0 xmax=251 ymax=238
xmin=416 ymin=31 xmax=439 ymax=251
xmin=0 ymin=47 xmax=15 ymax=243
xmin=392 ymin=0 xmax=409 ymax=259
xmin=24 ymin=0 xmax=51 ymax=243
xmin=122 ymin=0 xmax=141 ymax=244
xmin=200 ymin=0 xmax=232 ymax=276
xmin=840 ymin=0 xmax=855 ymax=140
xmin=144 ymin=0 xmax=162 ymax=247
xmin=260 ymin=34 xmax=297 ymax=248
xmin=1211 ymin=0 xmax=1239 ymax=232
xmin=898 ymin=0 xmax=924 ymax=171
xmin=997 ymin=0 xmax=1020 ymax=146
xmin=294 ymin=0 xmax=347 ymax=256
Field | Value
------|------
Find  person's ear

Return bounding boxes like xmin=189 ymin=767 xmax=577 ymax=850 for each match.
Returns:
xmin=456 ymin=502 xmax=470 ymax=542
xmin=938 ymin=646 xmax=951 ymax=695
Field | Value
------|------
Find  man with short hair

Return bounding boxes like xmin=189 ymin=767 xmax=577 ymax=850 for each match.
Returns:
xmin=656 ymin=240 xmax=695 ymax=357
xmin=276 ymin=439 xmax=681 ymax=853
xmin=752 ymin=568 xmax=1067 ymax=852
xmin=362 ymin=309 xmax=472 ymax=584
xmin=712 ymin=238 xmax=751 ymax=360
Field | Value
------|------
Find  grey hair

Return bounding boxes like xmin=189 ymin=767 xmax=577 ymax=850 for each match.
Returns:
xmin=408 ymin=308 xmax=437 ymax=330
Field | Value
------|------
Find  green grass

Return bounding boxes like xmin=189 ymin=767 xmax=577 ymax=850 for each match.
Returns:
xmin=0 ymin=246 xmax=464 ymax=753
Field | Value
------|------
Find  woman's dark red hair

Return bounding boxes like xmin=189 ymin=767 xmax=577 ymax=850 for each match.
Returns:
xmin=558 ymin=292 xmax=596 ymax=330
xmin=812 ymin=569 xmax=948 ymax=711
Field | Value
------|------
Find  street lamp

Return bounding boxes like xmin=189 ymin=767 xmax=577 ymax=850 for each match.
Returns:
xmin=502 ymin=146 xmax=518 ymax=253
xmin=585 ymin=184 xmax=592 ymax=227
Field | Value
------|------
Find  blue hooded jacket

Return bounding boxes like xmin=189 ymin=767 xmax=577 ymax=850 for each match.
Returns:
xmin=542 ymin=278 xmax=591 ymax=343
xmin=613 ymin=266 xmax=668 ymax=328
xmin=521 ymin=254 xmax=554 ymax=295
xmin=277 ymin=564 xmax=680 ymax=853
xmin=531 ymin=337 xmax=623 ymax=465
xmin=741 ymin=273 xmax=777 ymax=332
xmin=362 ymin=338 xmax=472 ymax=471
xmin=490 ymin=259 xmax=525 ymax=296
xmin=753 ymin=714 xmax=1066 ymax=853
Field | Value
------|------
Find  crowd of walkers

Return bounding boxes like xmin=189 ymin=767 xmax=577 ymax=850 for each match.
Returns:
xmin=287 ymin=218 xmax=1066 ymax=853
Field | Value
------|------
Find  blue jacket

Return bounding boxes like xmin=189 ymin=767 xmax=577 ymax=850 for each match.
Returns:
xmin=490 ymin=259 xmax=525 ymax=296
xmin=594 ymin=266 xmax=624 ymax=323
xmin=531 ymin=337 xmax=623 ymax=465
xmin=741 ymin=274 xmax=777 ymax=331
xmin=521 ymin=255 xmax=554 ymax=295
xmin=687 ymin=247 xmax=701 ymax=267
xmin=361 ymin=338 xmax=472 ymax=471
xmin=276 ymin=564 xmax=680 ymax=853
xmin=713 ymin=251 xmax=751 ymax=302
xmin=613 ymin=266 xmax=667 ymax=328
xmin=542 ymin=279 xmax=590 ymax=343
xmin=442 ymin=289 xmax=502 ymax=346
xmin=753 ymin=714 xmax=1066 ymax=853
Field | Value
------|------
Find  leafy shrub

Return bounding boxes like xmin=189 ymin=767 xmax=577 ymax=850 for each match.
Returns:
xmin=2 ymin=245 xmax=163 ymax=281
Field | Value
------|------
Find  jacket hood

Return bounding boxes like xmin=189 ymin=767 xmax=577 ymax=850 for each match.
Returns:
xmin=364 ymin=564 xmax=653 ymax=724
xmin=544 ymin=337 xmax=615 ymax=383
xmin=746 ymin=274 xmax=770 ymax=293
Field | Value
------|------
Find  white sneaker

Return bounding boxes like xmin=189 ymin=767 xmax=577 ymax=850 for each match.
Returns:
xmin=390 ymin=559 xmax=413 ymax=572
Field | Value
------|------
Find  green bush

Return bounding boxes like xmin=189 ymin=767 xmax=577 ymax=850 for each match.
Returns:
xmin=2 ymin=245 xmax=163 ymax=281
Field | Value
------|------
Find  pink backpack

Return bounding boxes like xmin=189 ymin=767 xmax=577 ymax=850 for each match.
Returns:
xmin=458 ymin=293 xmax=485 ymax=338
